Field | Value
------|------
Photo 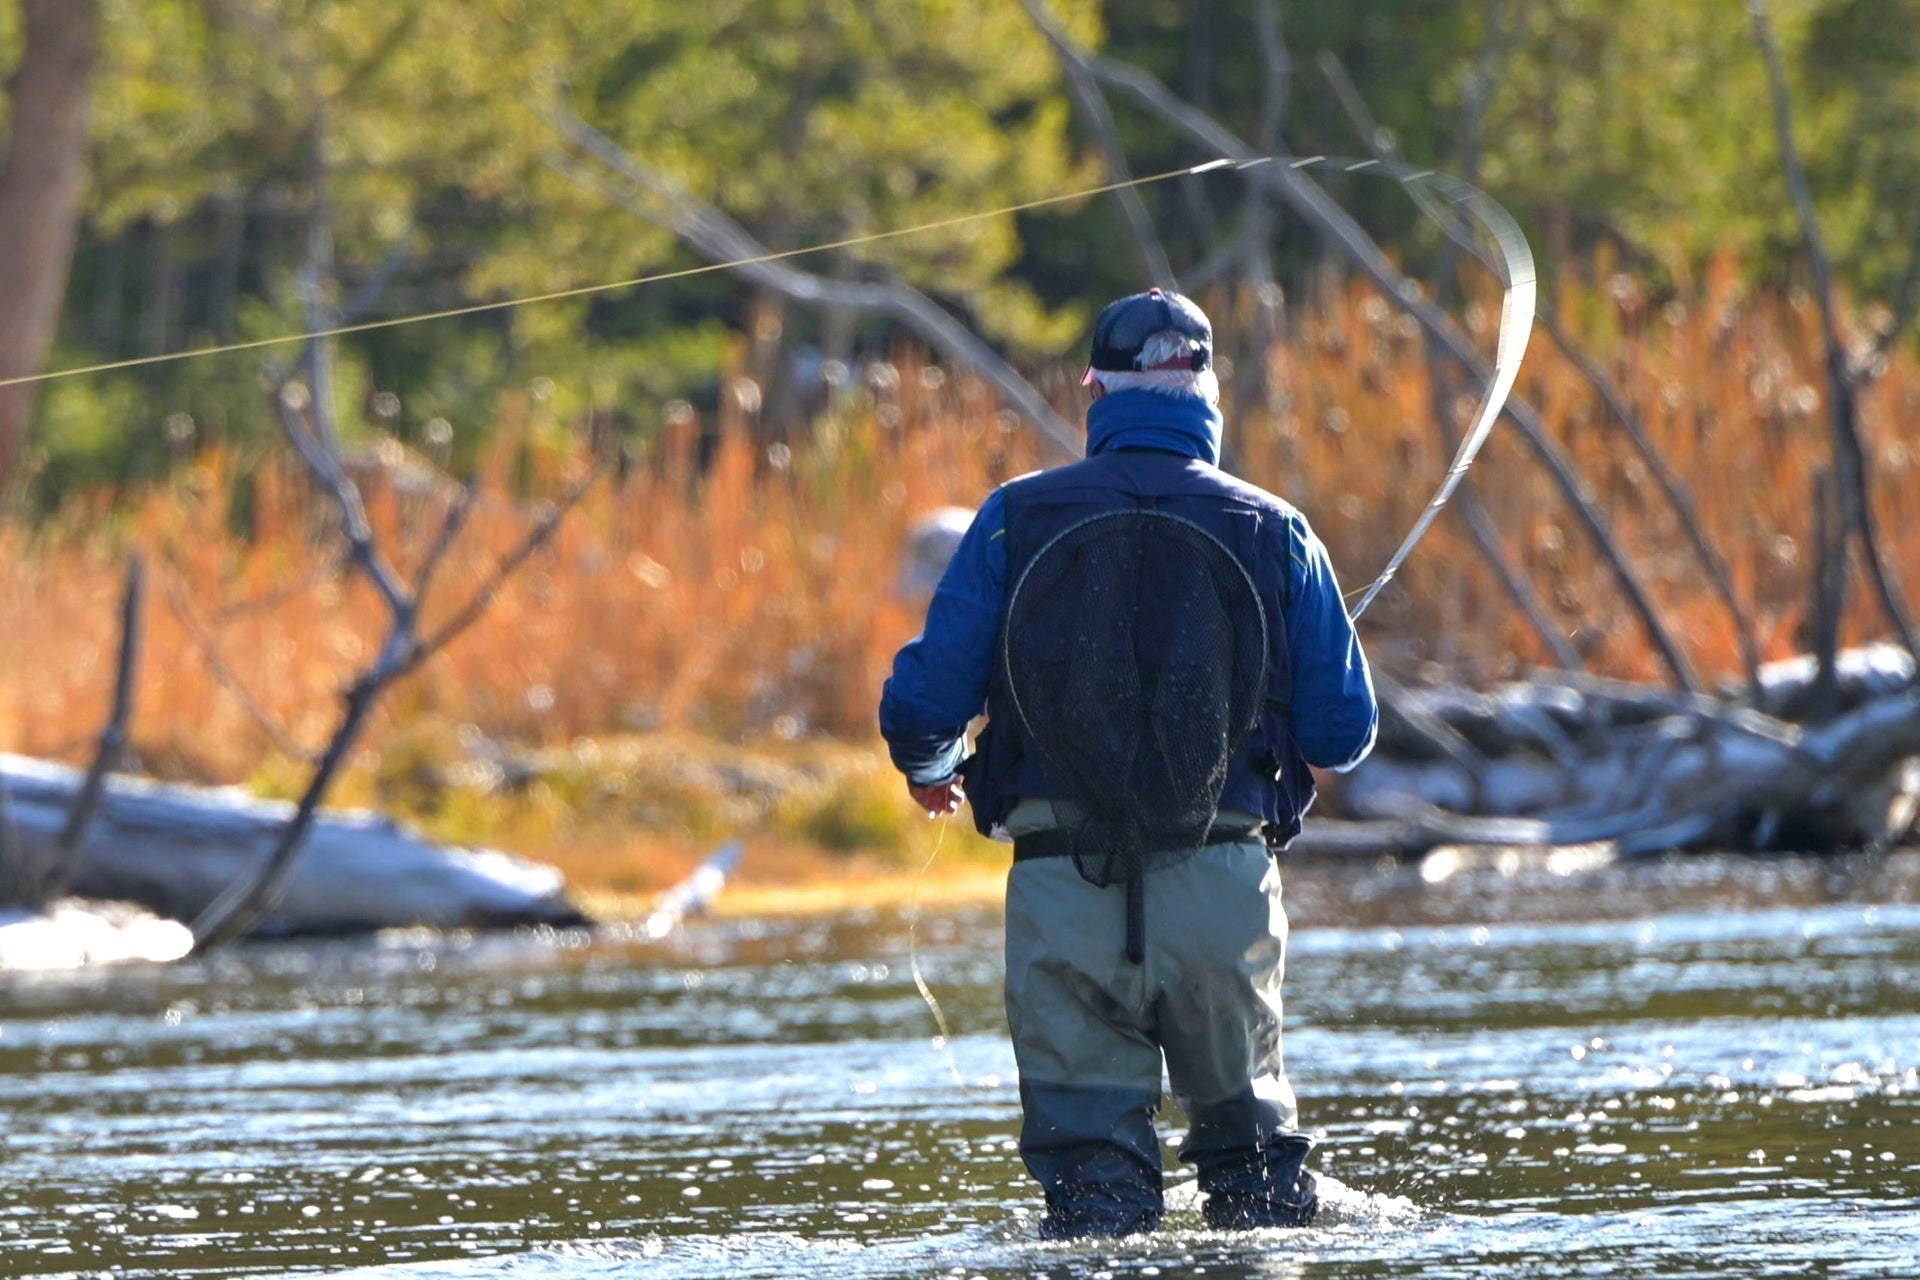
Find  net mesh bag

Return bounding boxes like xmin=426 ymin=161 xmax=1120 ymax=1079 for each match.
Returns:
xmin=1004 ymin=509 xmax=1268 ymax=888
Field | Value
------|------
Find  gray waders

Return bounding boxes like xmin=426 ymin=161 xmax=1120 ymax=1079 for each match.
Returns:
xmin=1003 ymin=801 xmax=1319 ymax=1238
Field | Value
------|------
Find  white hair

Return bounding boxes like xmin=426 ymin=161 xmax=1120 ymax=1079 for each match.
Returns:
xmin=1089 ymin=328 xmax=1219 ymax=405
xmin=1090 ymin=367 xmax=1220 ymax=406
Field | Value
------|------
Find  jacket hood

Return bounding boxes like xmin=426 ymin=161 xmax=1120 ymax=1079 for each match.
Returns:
xmin=1085 ymin=387 xmax=1223 ymax=466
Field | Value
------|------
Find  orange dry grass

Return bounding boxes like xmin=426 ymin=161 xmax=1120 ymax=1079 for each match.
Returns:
xmin=0 ymin=368 xmax=1041 ymax=782
xmin=2 ymin=276 xmax=1917 ymax=798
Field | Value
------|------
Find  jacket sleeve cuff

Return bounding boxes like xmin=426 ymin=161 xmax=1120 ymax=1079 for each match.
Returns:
xmin=888 ymin=734 xmax=967 ymax=787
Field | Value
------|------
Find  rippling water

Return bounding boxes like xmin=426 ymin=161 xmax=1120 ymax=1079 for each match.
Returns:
xmin=4 ymin=850 xmax=1918 ymax=1279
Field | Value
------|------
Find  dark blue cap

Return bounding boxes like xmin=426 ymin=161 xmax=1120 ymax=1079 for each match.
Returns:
xmin=1082 ymin=287 xmax=1213 ymax=384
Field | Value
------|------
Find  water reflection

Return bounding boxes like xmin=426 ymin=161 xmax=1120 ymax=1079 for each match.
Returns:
xmin=2 ymin=853 xmax=1917 ymax=1278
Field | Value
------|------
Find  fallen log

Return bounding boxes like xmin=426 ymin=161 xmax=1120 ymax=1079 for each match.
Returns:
xmin=1 ymin=754 xmax=587 ymax=936
xmin=1338 ymin=649 xmax=1920 ymax=857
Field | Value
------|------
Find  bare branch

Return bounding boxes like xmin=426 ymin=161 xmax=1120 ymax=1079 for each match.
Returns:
xmin=42 ymin=555 xmax=144 ymax=901
xmin=411 ymin=483 xmax=475 ymax=605
xmin=339 ymin=225 xmax=416 ymax=326
xmin=402 ymin=464 xmax=605 ymax=677
xmin=190 ymin=675 xmax=381 ymax=949
xmin=1078 ymin=43 xmax=1703 ymax=690
xmin=1536 ymin=300 xmax=1763 ymax=686
xmin=1016 ymin=0 xmax=1176 ymax=288
xmin=157 ymin=563 xmax=318 ymax=764
xmin=1429 ymin=347 xmax=1586 ymax=672
xmin=544 ymin=112 xmax=1081 ymax=457
xmin=1811 ymin=470 xmax=1846 ymax=721
xmin=1863 ymin=211 xmax=1920 ymax=374
xmin=273 ymin=385 xmax=415 ymax=620
xmin=1321 ymin=48 xmax=1758 ymax=687
xmin=1231 ymin=0 xmax=1289 ymax=417
xmin=1750 ymin=0 xmax=1919 ymax=658
xmin=1183 ymin=217 xmax=1264 ymax=293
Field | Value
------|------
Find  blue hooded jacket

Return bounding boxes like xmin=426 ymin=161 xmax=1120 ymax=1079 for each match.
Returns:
xmin=879 ymin=387 xmax=1376 ymax=814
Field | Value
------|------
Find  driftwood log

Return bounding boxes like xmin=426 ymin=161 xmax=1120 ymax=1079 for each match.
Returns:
xmin=1311 ymin=645 xmax=1919 ymax=860
xmin=0 ymin=754 xmax=585 ymax=936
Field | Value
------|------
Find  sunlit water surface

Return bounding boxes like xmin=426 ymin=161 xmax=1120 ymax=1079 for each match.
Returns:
xmin=4 ymin=851 xmax=1918 ymax=1279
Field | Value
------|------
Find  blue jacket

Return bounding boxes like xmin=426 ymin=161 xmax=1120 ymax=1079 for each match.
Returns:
xmin=879 ymin=388 xmax=1377 ymax=826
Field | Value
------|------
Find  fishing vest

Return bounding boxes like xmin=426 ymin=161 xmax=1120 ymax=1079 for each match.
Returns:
xmin=960 ymin=449 xmax=1316 ymax=848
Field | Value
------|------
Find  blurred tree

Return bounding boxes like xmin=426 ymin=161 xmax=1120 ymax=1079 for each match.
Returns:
xmin=1801 ymin=0 xmax=1920 ymax=298
xmin=11 ymin=0 xmax=1920 ymax=509
xmin=0 ymin=0 xmax=97 ymax=502
xmin=31 ymin=0 xmax=1097 ymax=493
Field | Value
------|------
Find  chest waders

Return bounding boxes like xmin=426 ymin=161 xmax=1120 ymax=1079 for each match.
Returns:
xmin=1002 ymin=508 xmax=1269 ymax=963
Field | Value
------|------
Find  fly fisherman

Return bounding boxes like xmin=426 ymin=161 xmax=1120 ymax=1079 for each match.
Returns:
xmin=879 ymin=288 xmax=1377 ymax=1239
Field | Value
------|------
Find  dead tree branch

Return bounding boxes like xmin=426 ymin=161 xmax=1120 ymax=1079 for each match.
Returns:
xmin=46 ymin=555 xmax=146 ymax=903
xmin=1863 ymin=216 xmax=1920 ymax=372
xmin=1232 ymin=0 xmax=1290 ymax=417
xmin=1317 ymin=50 xmax=1583 ymax=670
xmin=401 ymin=468 xmax=600 ymax=679
xmin=1016 ymin=0 xmax=1175 ymax=288
xmin=157 ymin=563 xmax=318 ymax=764
xmin=4 ymin=557 xmax=147 ymax=910
xmin=546 ymin=109 xmax=1081 ymax=459
xmin=1063 ymin=33 xmax=1699 ymax=687
xmin=1750 ymin=0 xmax=1919 ymax=660
xmin=1330 ymin=42 xmax=1757 ymax=685
xmin=189 ymin=117 xmax=603 ymax=950
xmin=1537 ymin=299 xmax=1762 ymax=686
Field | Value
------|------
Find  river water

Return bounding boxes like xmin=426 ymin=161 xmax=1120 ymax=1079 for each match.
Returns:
xmin=4 ymin=850 xmax=1918 ymax=1279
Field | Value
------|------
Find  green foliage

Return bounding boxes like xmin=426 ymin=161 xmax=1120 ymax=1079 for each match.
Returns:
xmin=14 ymin=0 xmax=1920 ymax=512
xmin=1803 ymin=0 xmax=1920 ymax=291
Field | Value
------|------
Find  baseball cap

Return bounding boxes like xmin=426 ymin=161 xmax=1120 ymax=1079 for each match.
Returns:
xmin=1081 ymin=287 xmax=1213 ymax=386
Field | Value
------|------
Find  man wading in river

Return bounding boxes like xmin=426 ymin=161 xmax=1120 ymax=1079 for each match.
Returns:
xmin=879 ymin=289 xmax=1378 ymax=1238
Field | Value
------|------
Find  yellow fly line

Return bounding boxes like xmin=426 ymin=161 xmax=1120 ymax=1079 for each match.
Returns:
xmin=0 ymin=161 xmax=1233 ymax=394
xmin=3 ymin=152 xmax=1535 ymax=617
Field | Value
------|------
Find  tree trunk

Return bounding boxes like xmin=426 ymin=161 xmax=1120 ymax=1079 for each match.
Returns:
xmin=0 ymin=0 xmax=97 ymax=501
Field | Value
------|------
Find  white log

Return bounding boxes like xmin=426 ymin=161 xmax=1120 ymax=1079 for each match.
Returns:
xmin=1 ymin=754 xmax=584 ymax=935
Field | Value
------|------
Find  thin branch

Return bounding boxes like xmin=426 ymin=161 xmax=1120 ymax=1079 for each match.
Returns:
xmin=1234 ymin=0 xmax=1289 ymax=415
xmin=190 ymin=674 xmax=382 ymax=949
xmin=410 ymin=482 xmax=475 ymax=604
xmin=544 ymin=112 xmax=1081 ymax=457
xmin=1430 ymin=342 xmax=1586 ymax=672
xmin=1016 ymin=0 xmax=1175 ymax=288
xmin=1322 ymin=41 xmax=1586 ymax=672
xmin=1183 ymin=216 xmax=1264 ymax=293
xmin=1750 ymin=0 xmax=1919 ymax=659
xmin=401 ymin=465 xmax=604 ymax=677
xmin=1536 ymin=299 xmax=1762 ymax=686
xmin=1862 ymin=212 xmax=1920 ymax=374
xmin=274 ymin=385 xmax=415 ymax=619
xmin=1321 ymin=49 xmax=1757 ymax=686
xmin=339 ymin=225 xmax=416 ymax=326
xmin=1078 ymin=41 xmax=1703 ymax=690
xmin=44 ymin=554 xmax=144 ymax=901
xmin=158 ymin=562 xmax=318 ymax=763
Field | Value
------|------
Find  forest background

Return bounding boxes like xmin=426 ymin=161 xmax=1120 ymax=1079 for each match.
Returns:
xmin=1 ymin=0 xmax=1917 ymax=900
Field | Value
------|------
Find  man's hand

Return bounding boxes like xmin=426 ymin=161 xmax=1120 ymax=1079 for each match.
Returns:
xmin=907 ymin=777 xmax=966 ymax=818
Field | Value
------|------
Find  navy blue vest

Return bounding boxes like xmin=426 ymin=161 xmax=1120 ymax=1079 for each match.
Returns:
xmin=960 ymin=449 xmax=1316 ymax=846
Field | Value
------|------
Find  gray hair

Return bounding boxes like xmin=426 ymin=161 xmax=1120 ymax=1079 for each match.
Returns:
xmin=1088 ymin=329 xmax=1219 ymax=405
xmin=1090 ymin=368 xmax=1220 ymax=405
